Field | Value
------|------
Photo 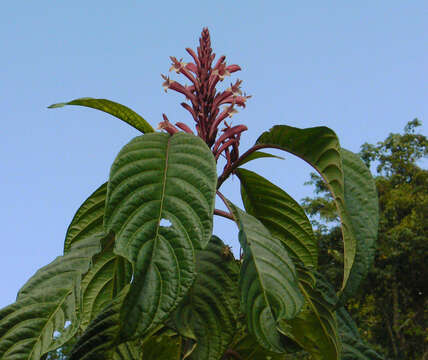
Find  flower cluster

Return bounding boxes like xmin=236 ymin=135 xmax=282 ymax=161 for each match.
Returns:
xmin=159 ymin=27 xmax=250 ymax=167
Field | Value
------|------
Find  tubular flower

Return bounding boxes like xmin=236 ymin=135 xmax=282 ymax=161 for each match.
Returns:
xmin=160 ymin=27 xmax=250 ymax=169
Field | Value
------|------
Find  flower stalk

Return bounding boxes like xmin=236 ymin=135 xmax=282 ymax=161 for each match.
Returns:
xmin=160 ymin=27 xmax=251 ymax=174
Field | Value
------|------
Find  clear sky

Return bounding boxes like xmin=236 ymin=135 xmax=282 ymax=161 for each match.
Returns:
xmin=1 ymin=1 xmax=427 ymax=308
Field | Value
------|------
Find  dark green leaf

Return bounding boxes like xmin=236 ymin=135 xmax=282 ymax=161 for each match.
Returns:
xmin=237 ymin=151 xmax=284 ymax=166
xmin=279 ymin=267 xmax=341 ymax=360
xmin=141 ymin=330 xmax=181 ymax=360
xmin=104 ymin=132 xmax=217 ymax=338
xmin=171 ymin=236 xmax=240 ymax=360
xmin=79 ymin=235 xmax=132 ymax=331
xmin=337 ymin=307 xmax=384 ymax=360
xmin=69 ymin=287 xmax=129 ymax=360
xmin=256 ymin=125 xmax=355 ymax=292
xmin=48 ymin=98 xmax=154 ymax=134
xmin=236 ymin=168 xmax=317 ymax=268
xmin=338 ymin=149 xmax=379 ymax=303
xmin=229 ymin=203 xmax=304 ymax=353
xmin=0 ymin=235 xmax=103 ymax=360
xmin=64 ymin=183 xmax=107 ymax=253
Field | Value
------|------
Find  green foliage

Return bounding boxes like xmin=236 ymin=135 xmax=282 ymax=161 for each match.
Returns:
xmin=303 ymin=119 xmax=427 ymax=359
xmin=48 ymin=98 xmax=154 ymax=134
xmin=1 ymin=29 xmax=383 ymax=360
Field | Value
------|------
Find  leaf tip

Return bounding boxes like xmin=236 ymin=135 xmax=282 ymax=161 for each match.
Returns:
xmin=47 ymin=102 xmax=66 ymax=109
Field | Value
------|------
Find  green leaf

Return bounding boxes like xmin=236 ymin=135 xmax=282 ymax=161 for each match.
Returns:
xmin=171 ymin=236 xmax=240 ymax=360
xmin=112 ymin=340 xmax=143 ymax=360
xmin=339 ymin=149 xmax=379 ymax=303
xmin=69 ymin=287 xmax=129 ymax=360
xmin=337 ymin=307 xmax=384 ymax=360
xmin=237 ymin=151 xmax=284 ymax=167
xmin=227 ymin=331 xmax=298 ymax=359
xmin=141 ymin=330 xmax=182 ymax=360
xmin=311 ymin=275 xmax=383 ymax=359
xmin=64 ymin=182 xmax=107 ymax=253
xmin=236 ymin=168 xmax=317 ymax=268
xmin=279 ymin=267 xmax=341 ymax=360
xmin=48 ymin=98 xmax=155 ymax=134
xmin=0 ymin=235 xmax=103 ymax=360
xmin=256 ymin=125 xmax=355 ymax=292
xmin=79 ymin=234 xmax=132 ymax=331
xmin=229 ymin=203 xmax=304 ymax=353
xmin=104 ymin=132 xmax=217 ymax=338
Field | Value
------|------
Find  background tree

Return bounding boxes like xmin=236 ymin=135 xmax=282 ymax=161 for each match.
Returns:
xmin=302 ymin=119 xmax=428 ymax=359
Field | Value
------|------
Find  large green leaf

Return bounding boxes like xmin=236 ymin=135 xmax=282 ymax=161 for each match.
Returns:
xmin=236 ymin=168 xmax=317 ymax=268
xmin=337 ymin=307 xmax=384 ymax=360
xmin=339 ymin=149 xmax=379 ymax=303
xmin=64 ymin=183 xmax=107 ymax=253
xmin=279 ymin=267 xmax=341 ymax=360
xmin=256 ymin=125 xmax=355 ymax=292
xmin=79 ymin=234 xmax=132 ymax=331
xmin=0 ymin=235 xmax=103 ymax=360
xmin=69 ymin=287 xmax=129 ymax=360
xmin=104 ymin=132 xmax=217 ymax=339
xmin=171 ymin=236 xmax=240 ymax=360
xmin=48 ymin=98 xmax=154 ymax=134
xmin=229 ymin=203 xmax=304 ymax=353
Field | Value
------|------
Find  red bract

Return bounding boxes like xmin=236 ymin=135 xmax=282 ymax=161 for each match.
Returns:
xmin=160 ymin=27 xmax=250 ymax=169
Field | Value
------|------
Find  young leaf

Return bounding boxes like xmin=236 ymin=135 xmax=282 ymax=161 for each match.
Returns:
xmin=48 ymin=98 xmax=155 ymax=134
xmin=0 ymin=234 xmax=103 ymax=360
xmin=236 ymin=168 xmax=317 ymax=268
xmin=236 ymin=151 xmax=284 ymax=167
xmin=171 ymin=236 xmax=240 ymax=360
xmin=338 ymin=149 xmax=379 ymax=304
xmin=64 ymin=182 xmax=107 ymax=253
xmin=104 ymin=132 xmax=217 ymax=339
xmin=256 ymin=125 xmax=355 ymax=293
xmin=278 ymin=267 xmax=341 ymax=360
xmin=229 ymin=203 xmax=304 ymax=353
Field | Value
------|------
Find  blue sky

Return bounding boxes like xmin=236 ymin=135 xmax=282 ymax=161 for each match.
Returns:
xmin=1 ymin=2 xmax=427 ymax=307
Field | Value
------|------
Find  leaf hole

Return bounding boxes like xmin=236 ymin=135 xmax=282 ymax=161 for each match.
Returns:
xmin=53 ymin=330 xmax=61 ymax=339
xmin=159 ymin=218 xmax=172 ymax=227
xmin=64 ymin=320 xmax=71 ymax=329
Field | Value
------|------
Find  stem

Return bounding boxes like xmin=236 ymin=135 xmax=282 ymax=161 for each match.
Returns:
xmin=217 ymin=144 xmax=267 ymax=188
xmin=216 ymin=190 xmax=235 ymax=220
xmin=214 ymin=209 xmax=234 ymax=220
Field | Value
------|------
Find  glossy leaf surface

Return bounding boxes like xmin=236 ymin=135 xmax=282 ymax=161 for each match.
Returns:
xmin=237 ymin=168 xmax=317 ymax=268
xmin=0 ymin=235 xmax=103 ymax=360
xmin=229 ymin=203 xmax=304 ymax=353
xmin=256 ymin=125 xmax=355 ymax=291
xmin=104 ymin=132 xmax=217 ymax=338
xmin=171 ymin=236 xmax=240 ymax=360
xmin=49 ymin=98 xmax=154 ymax=134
